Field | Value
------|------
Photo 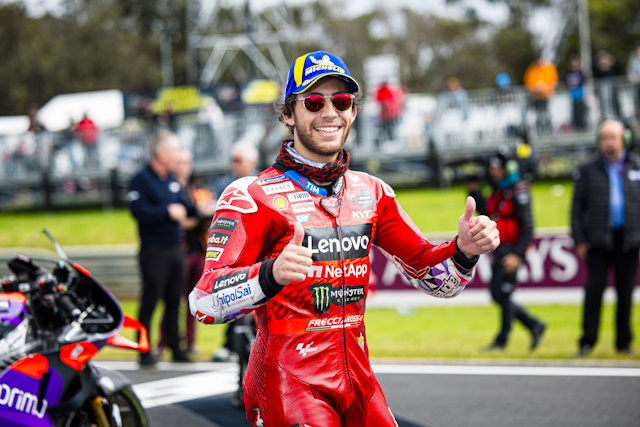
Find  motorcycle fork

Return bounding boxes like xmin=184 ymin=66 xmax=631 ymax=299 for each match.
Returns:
xmin=90 ymin=395 xmax=111 ymax=427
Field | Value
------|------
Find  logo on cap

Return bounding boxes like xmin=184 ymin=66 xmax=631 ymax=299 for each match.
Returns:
xmin=285 ymin=50 xmax=360 ymax=99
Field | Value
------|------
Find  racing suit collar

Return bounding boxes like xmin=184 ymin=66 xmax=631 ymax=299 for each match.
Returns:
xmin=275 ymin=139 xmax=350 ymax=184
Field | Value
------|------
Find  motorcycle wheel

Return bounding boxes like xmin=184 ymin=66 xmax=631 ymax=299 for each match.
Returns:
xmin=60 ymin=409 xmax=92 ymax=427
xmin=105 ymin=387 xmax=148 ymax=427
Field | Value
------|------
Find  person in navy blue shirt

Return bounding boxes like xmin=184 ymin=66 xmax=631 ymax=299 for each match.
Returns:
xmin=127 ymin=131 xmax=197 ymax=366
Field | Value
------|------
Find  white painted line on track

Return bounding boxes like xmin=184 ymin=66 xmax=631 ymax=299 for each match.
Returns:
xmin=131 ymin=366 xmax=239 ymax=408
xmin=97 ymin=361 xmax=640 ymax=409
xmin=95 ymin=361 xmax=238 ymax=372
xmin=97 ymin=361 xmax=640 ymax=378
xmin=371 ymin=364 xmax=640 ymax=377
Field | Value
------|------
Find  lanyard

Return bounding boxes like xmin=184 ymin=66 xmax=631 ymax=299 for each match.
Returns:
xmin=284 ymin=169 xmax=327 ymax=197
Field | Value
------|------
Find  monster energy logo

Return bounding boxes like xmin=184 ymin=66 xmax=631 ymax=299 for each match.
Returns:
xmin=308 ymin=283 xmax=365 ymax=316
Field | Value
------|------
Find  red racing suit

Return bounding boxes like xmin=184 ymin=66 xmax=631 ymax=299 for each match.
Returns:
xmin=189 ymin=164 xmax=477 ymax=427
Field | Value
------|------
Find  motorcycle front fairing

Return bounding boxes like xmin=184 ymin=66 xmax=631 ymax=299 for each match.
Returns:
xmin=0 ymin=354 xmax=64 ymax=427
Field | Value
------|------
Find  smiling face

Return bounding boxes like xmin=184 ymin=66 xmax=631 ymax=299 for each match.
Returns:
xmin=284 ymin=77 xmax=357 ymax=164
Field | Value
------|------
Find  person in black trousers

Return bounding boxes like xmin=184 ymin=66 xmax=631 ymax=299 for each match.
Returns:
xmin=571 ymin=118 xmax=640 ymax=356
xmin=468 ymin=149 xmax=546 ymax=351
xmin=128 ymin=131 xmax=197 ymax=366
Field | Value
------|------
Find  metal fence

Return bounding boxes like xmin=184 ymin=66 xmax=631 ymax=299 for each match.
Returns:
xmin=1 ymin=76 xmax=639 ymax=211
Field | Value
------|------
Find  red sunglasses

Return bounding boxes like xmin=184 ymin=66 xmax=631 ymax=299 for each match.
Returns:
xmin=295 ymin=93 xmax=355 ymax=113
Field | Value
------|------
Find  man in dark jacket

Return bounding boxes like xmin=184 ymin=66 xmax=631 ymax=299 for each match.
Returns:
xmin=127 ymin=131 xmax=197 ymax=366
xmin=469 ymin=150 xmax=546 ymax=351
xmin=571 ymin=118 xmax=640 ymax=356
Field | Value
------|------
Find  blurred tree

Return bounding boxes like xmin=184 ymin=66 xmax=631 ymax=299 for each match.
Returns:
xmin=3 ymin=0 xmax=638 ymax=118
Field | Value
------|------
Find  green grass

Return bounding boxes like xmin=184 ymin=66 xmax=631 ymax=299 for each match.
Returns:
xmin=5 ymin=180 xmax=624 ymax=363
xmin=99 ymin=300 xmax=640 ymax=363
xmin=0 ymin=180 xmax=573 ymax=246
xmin=395 ymin=180 xmax=572 ymax=233
xmin=0 ymin=209 xmax=139 ymax=247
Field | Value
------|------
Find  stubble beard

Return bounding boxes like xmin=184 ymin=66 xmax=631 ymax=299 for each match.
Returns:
xmin=293 ymin=119 xmax=352 ymax=159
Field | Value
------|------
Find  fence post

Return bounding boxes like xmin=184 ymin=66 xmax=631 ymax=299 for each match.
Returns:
xmin=427 ymin=138 xmax=442 ymax=188
xmin=41 ymin=168 xmax=53 ymax=212
xmin=109 ymin=168 xmax=121 ymax=209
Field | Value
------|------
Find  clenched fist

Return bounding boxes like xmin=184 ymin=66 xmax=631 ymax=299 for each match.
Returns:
xmin=273 ymin=222 xmax=313 ymax=286
xmin=457 ymin=196 xmax=500 ymax=258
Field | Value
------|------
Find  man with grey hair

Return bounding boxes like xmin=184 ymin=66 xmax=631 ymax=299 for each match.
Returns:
xmin=214 ymin=142 xmax=259 ymax=196
xmin=127 ymin=131 xmax=197 ymax=366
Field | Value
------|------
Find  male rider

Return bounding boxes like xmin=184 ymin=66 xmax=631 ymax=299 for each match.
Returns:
xmin=190 ymin=51 xmax=500 ymax=427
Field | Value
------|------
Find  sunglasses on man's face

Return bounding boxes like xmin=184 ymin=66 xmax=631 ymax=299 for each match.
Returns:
xmin=295 ymin=93 xmax=355 ymax=113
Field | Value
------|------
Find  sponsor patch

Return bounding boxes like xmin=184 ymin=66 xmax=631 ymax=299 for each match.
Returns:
xmin=261 ymin=181 xmax=295 ymax=195
xmin=347 ymin=173 xmax=367 ymax=187
xmin=304 ymin=224 xmax=373 ymax=261
xmin=296 ymin=214 xmax=310 ymax=224
xmin=273 ymin=195 xmax=288 ymax=209
xmin=257 ymin=175 xmax=287 ymax=185
xmin=307 ymin=261 xmax=368 ymax=279
xmin=213 ymin=269 xmax=249 ymax=291
xmin=292 ymin=201 xmax=315 ymax=213
xmin=205 ymin=248 xmax=224 ymax=262
xmin=208 ymin=231 xmax=231 ymax=246
xmin=308 ymin=282 xmax=366 ymax=315
xmin=306 ymin=314 xmax=363 ymax=332
xmin=212 ymin=284 xmax=253 ymax=308
xmin=356 ymin=189 xmax=374 ymax=207
xmin=210 ymin=217 xmax=238 ymax=232
xmin=357 ymin=332 xmax=365 ymax=350
xmin=287 ymin=191 xmax=312 ymax=202
xmin=332 ymin=176 xmax=344 ymax=194
xmin=352 ymin=210 xmax=374 ymax=219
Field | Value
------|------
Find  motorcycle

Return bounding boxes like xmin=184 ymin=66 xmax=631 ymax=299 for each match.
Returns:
xmin=0 ymin=229 xmax=150 ymax=427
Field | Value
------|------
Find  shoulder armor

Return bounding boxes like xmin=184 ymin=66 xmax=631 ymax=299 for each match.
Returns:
xmin=215 ymin=176 xmax=258 ymax=214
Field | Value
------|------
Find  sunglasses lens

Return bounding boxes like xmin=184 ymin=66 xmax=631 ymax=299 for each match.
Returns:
xmin=303 ymin=94 xmax=325 ymax=112
xmin=332 ymin=94 xmax=353 ymax=111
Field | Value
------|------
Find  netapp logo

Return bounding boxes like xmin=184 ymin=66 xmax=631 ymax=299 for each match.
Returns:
xmin=304 ymin=224 xmax=372 ymax=261
xmin=213 ymin=269 xmax=248 ymax=290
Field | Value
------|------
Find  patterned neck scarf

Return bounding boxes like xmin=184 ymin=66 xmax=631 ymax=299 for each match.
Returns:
xmin=275 ymin=140 xmax=350 ymax=182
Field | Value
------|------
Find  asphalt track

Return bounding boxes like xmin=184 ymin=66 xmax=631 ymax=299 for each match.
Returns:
xmin=97 ymin=361 xmax=640 ymax=427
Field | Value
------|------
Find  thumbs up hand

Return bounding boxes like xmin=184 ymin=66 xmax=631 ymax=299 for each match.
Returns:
xmin=273 ymin=222 xmax=314 ymax=286
xmin=456 ymin=196 xmax=500 ymax=258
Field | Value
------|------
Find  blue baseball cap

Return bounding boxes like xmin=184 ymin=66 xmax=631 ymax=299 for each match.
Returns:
xmin=284 ymin=51 xmax=361 ymax=99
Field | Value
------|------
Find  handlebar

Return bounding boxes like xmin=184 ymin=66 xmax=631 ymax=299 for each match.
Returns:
xmin=57 ymin=293 xmax=82 ymax=320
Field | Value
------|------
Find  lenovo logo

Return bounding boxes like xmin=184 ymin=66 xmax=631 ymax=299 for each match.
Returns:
xmin=304 ymin=224 xmax=372 ymax=261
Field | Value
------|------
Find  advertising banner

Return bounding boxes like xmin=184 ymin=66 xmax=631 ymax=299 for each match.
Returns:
xmin=370 ymin=232 xmax=640 ymax=291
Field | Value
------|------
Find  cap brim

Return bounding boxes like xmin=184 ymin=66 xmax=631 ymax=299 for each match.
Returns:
xmin=290 ymin=73 xmax=361 ymax=96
